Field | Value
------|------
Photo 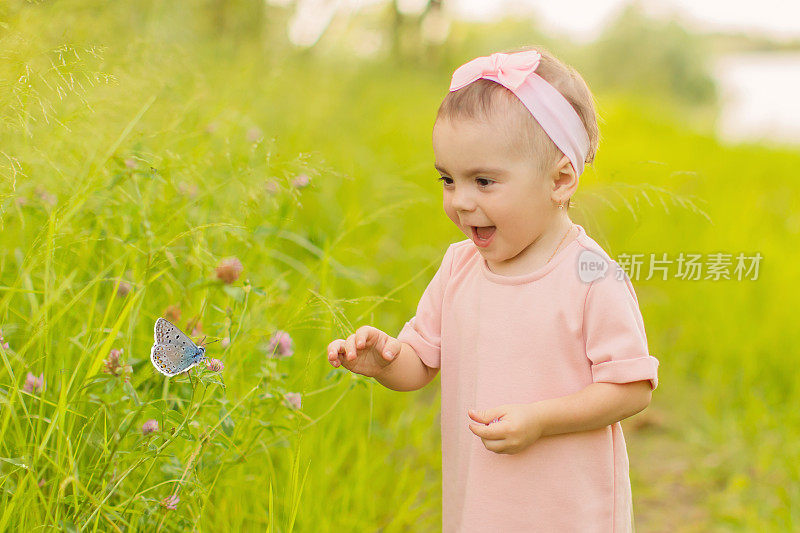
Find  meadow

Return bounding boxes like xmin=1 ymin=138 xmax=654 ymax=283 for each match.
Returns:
xmin=1 ymin=2 xmax=799 ymax=531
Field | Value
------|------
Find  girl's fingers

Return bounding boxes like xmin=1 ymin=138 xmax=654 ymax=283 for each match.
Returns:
xmin=344 ymin=334 xmax=357 ymax=361
xmin=356 ymin=325 xmax=373 ymax=350
xmin=326 ymin=340 xmax=337 ymax=359
xmin=383 ymin=336 xmax=400 ymax=361
xmin=355 ymin=329 xmax=364 ymax=350
xmin=328 ymin=340 xmax=345 ymax=367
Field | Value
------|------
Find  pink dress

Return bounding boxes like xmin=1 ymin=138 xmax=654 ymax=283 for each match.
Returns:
xmin=397 ymin=224 xmax=659 ymax=532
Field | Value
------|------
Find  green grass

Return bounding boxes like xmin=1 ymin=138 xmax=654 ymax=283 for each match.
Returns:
xmin=1 ymin=2 xmax=799 ymax=531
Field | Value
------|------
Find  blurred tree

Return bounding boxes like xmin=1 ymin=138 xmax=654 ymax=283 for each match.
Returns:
xmin=387 ymin=0 xmax=448 ymax=66
xmin=584 ymin=0 xmax=717 ymax=106
xmin=198 ymin=0 xmax=268 ymax=42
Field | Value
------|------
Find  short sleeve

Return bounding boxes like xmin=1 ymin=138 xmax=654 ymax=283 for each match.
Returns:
xmin=583 ymin=262 xmax=660 ymax=391
xmin=396 ymin=243 xmax=456 ymax=369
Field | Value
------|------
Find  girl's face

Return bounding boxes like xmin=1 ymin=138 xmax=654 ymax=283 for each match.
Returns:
xmin=432 ymin=115 xmax=574 ymax=273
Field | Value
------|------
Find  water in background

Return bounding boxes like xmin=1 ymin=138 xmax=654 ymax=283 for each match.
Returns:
xmin=713 ymin=51 xmax=800 ymax=147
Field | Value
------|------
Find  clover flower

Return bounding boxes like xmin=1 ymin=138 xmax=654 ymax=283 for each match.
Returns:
xmin=142 ymin=419 xmax=159 ymax=435
xmin=161 ymin=494 xmax=179 ymax=510
xmin=116 ymin=279 xmax=132 ymax=297
xmin=291 ymin=173 xmax=310 ymax=188
xmin=178 ymin=181 xmax=198 ymax=197
xmin=284 ymin=392 xmax=302 ymax=410
xmin=205 ymin=358 xmax=224 ymax=372
xmin=35 ymin=186 xmax=57 ymax=206
xmin=0 ymin=329 xmax=9 ymax=350
xmin=246 ymin=126 xmax=262 ymax=143
xmin=215 ymin=257 xmax=243 ymax=284
xmin=164 ymin=305 xmax=181 ymax=323
xmin=103 ymin=348 xmax=123 ymax=372
xmin=103 ymin=348 xmax=133 ymax=382
xmin=23 ymin=372 xmax=44 ymax=393
xmin=266 ymin=330 xmax=293 ymax=358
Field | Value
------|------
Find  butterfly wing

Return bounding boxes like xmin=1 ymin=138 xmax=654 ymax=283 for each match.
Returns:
xmin=150 ymin=343 xmax=206 ymax=377
xmin=154 ymin=317 xmax=197 ymax=349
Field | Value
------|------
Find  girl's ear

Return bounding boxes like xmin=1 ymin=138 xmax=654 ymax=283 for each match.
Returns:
xmin=551 ymin=154 xmax=578 ymax=200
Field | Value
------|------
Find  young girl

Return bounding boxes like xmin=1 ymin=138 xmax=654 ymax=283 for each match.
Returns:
xmin=327 ymin=45 xmax=659 ymax=532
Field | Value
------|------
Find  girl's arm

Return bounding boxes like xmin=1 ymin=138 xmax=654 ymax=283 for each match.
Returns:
xmin=528 ymin=380 xmax=651 ymax=438
xmin=374 ymin=341 xmax=438 ymax=392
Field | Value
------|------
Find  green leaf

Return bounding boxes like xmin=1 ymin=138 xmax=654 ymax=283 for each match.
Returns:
xmin=222 ymin=285 xmax=244 ymax=302
xmin=219 ymin=404 xmax=235 ymax=437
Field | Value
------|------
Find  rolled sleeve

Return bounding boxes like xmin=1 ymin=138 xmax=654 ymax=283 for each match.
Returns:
xmin=583 ymin=262 xmax=660 ymax=391
xmin=398 ymin=318 xmax=441 ymax=370
xmin=396 ymin=244 xmax=455 ymax=369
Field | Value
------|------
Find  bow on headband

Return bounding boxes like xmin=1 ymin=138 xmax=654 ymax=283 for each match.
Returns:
xmin=449 ymin=50 xmax=542 ymax=92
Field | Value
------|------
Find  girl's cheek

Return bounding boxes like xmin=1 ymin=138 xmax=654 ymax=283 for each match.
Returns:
xmin=444 ymin=205 xmax=459 ymax=226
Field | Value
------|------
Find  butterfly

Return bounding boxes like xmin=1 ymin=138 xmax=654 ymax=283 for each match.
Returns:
xmin=150 ymin=317 xmax=207 ymax=377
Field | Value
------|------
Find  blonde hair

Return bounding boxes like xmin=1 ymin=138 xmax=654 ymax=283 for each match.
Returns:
xmin=435 ymin=45 xmax=600 ymax=210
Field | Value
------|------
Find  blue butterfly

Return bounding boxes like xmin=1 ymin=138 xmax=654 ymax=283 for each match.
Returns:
xmin=150 ymin=317 xmax=207 ymax=377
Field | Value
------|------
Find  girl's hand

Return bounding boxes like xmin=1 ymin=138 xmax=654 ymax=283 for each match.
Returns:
xmin=467 ymin=403 xmax=544 ymax=455
xmin=326 ymin=325 xmax=402 ymax=378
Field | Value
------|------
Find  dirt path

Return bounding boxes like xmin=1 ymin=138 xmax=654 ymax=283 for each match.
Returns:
xmin=625 ymin=401 xmax=713 ymax=532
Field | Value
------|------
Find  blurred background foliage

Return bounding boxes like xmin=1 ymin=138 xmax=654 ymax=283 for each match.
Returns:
xmin=1 ymin=0 xmax=799 ymax=530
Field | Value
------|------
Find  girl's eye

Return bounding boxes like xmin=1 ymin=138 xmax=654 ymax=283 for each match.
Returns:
xmin=437 ymin=176 xmax=493 ymax=188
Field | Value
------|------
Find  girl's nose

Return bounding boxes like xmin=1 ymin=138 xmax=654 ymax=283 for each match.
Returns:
xmin=449 ymin=188 xmax=476 ymax=211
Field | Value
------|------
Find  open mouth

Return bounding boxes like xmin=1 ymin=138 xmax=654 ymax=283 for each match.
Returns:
xmin=470 ymin=226 xmax=496 ymax=247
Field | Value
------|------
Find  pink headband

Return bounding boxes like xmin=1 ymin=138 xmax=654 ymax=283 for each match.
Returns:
xmin=449 ymin=50 xmax=590 ymax=177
